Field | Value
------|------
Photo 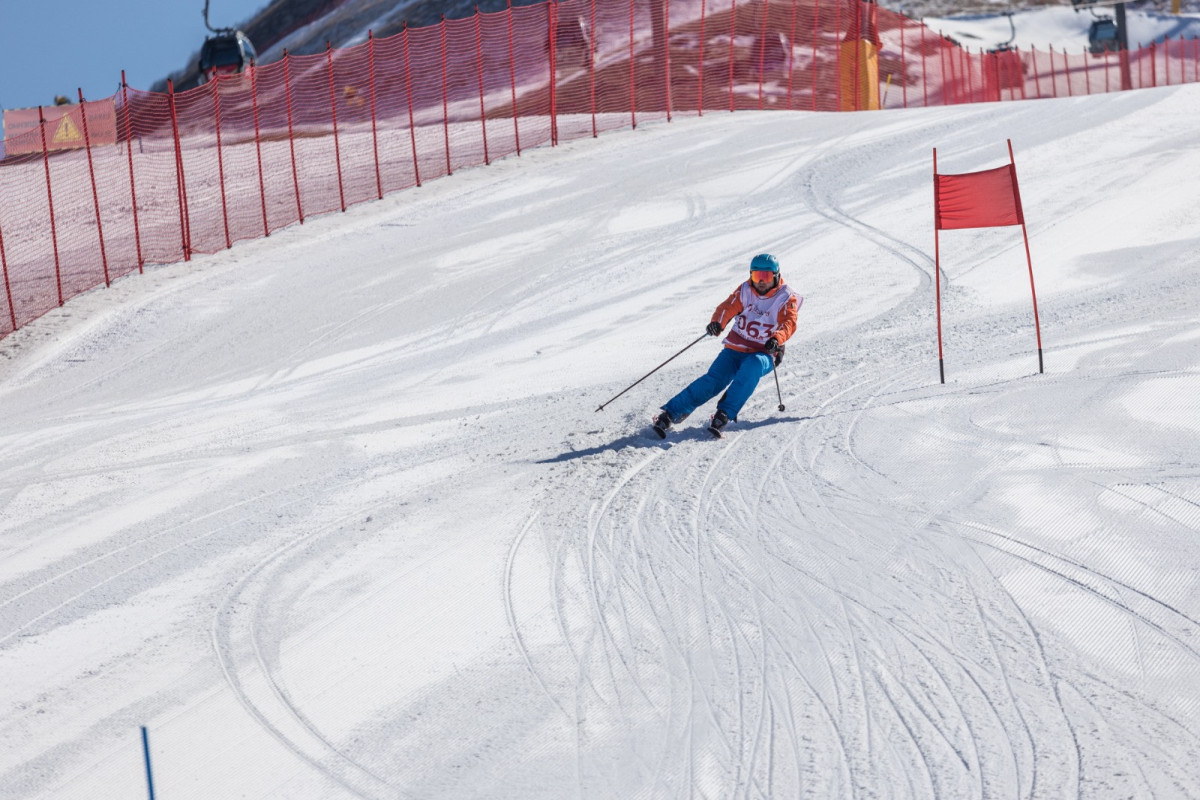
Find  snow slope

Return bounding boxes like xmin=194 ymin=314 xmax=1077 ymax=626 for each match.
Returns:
xmin=2 ymin=82 xmax=1200 ymax=797
xmin=925 ymin=5 xmax=1200 ymax=52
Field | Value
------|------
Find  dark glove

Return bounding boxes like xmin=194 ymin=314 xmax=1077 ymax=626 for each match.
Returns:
xmin=706 ymin=321 xmax=722 ymax=336
xmin=772 ymin=343 xmax=786 ymax=367
xmin=763 ymin=337 xmax=778 ymax=353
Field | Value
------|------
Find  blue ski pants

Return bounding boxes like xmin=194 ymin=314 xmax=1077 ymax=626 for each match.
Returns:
xmin=662 ymin=347 xmax=775 ymax=423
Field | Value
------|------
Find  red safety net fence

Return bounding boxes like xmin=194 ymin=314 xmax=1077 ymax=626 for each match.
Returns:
xmin=3 ymin=0 xmax=1199 ymax=338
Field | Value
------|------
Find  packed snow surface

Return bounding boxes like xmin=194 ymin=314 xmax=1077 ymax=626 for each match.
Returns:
xmin=2 ymin=83 xmax=1200 ymax=797
xmin=925 ymin=4 xmax=1200 ymax=51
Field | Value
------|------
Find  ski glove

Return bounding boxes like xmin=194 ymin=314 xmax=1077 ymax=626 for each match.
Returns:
xmin=763 ymin=337 xmax=779 ymax=352
xmin=772 ymin=344 xmax=786 ymax=367
xmin=706 ymin=321 xmax=722 ymax=336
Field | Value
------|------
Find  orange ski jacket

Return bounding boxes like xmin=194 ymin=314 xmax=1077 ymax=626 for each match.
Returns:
xmin=710 ymin=280 xmax=802 ymax=353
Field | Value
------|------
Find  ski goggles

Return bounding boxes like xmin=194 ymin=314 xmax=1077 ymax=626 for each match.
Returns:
xmin=750 ymin=270 xmax=777 ymax=283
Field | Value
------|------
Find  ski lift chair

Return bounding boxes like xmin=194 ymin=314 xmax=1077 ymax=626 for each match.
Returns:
xmin=1088 ymin=18 xmax=1119 ymax=56
xmin=199 ymin=30 xmax=257 ymax=82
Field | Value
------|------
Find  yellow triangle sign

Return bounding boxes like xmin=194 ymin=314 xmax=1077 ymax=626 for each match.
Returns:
xmin=52 ymin=113 xmax=84 ymax=145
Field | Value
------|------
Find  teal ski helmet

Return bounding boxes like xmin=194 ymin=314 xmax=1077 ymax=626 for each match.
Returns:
xmin=750 ymin=253 xmax=780 ymax=274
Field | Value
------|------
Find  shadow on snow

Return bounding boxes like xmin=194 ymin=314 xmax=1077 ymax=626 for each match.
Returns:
xmin=537 ymin=415 xmax=814 ymax=463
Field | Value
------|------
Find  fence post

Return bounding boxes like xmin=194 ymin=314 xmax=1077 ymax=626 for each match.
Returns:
xmin=441 ymin=17 xmax=453 ymax=175
xmin=77 ymin=89 xmax=111 ymax=287
xmin=956 ymin=46 xmax=966 ymax=104
xmin=836 ymin=1 xmax=845 ymax=109
xmin=757 ymin=0 xmax=768 ymax=109
xmin=249 ymin=61 xmax=270 ymax=237
xmin=326 ymin=43 xmax=347 ymax=212
xmin=119 ymin=72 xmax=145 ymax=273
xmin=283 ymin=51 xmax=305 ymax=223
xmin=941 ymin=44 xmax=951 ymax=105
xmin=1050 ymin=45 xmax=1060 ymax=97
xmin=665 ymin=0 xmax=673 ymax=120
xmin=506 ymin=1 xmax=522 ymax=154
xmin=1064 ymin=46 xmax=1074 ymax=96
xmin=944 ymin=44 xmax=955 ymax=104
xmin=630 ymin=0 xmax=639 ymax=127
xmin=698 ymin=0 xmax=707 ymax=115
xmin=36 ymin=106 xmax=65 ymax=305
xmin=212 ymin=75 xmax=232 ymax=249
xmin=590 ymin=0 xmax=599 ymax=134
xmin=474 ymin=11 xmax=490 ymax=164
xmin=403 ymin=24 xmax=423 ymax=184
xmin=0 ymin=216 xmax=15 ymax=331
xmin=965 ymin=47 xmax=974 ymax=103
xmin=1008 ymin=138 xmax=1043 ymax=374
xmin=1030 ymin=45 xmax=1041 ymax=98
xmin=549 ymin=1 xmax=559 ymax=145
xmin=814 ymin=0 xmax=821 ymax=109
xmin=1150 ymin=41 xmax=1158 ymax=87
xmin=919 ymin=21 xmax=928 ymax=107
xmin=959 ymin=45 xmax=968 ymax=103
xmin=786 ymin=0 xmax=798 ymax=109
xmin=973 ymin=47 xmax=982 ymax=101
xmin=834 ymin=0 xmax=844 ymax=109
xmin=167 ymin=80 xmax=192 ymax=260
xmin=728 ymin=0 xmax=736 ymax=112
xmin=369 ymin=31 xmax=384 ymax=198
xmin=969 ymin=46 xmax=976 ymax=102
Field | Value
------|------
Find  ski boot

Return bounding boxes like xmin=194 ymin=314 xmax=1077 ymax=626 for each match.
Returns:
xmin=652 ymin=411 xmax=674 ymax=439
xmin=707 ymin=410 xmax=730 ymax=438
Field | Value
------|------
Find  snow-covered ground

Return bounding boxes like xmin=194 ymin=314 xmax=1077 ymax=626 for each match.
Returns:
xmin=3 ymin=57 xmax=1200 ymax=800
xmin=925 ymin=4 xmax=1200 ymax=52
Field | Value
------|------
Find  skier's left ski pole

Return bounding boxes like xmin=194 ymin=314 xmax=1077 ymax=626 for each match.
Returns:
xmin=772 ymin=362 xmax=785 ymax=412
xmin=595 ymin=333 xmax=709 ymax=412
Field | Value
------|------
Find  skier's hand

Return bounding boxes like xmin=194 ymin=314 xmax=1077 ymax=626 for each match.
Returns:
xmin=763 ymin=337 xmax=779 ymax=353
xmin=773 ymin=345 xmax=785 ymax=367
xmin=706 ymin=321 xmax=722 ymax=336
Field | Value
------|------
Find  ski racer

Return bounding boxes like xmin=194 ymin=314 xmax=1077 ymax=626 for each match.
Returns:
xmin=653 ymin=253 xmax=801 ymax=438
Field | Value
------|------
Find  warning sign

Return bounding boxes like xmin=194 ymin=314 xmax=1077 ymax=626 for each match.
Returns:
xmin=2 ymin=99 xmax=118 ymax=157
xmin=52 ymin=113 xmax=84 ymax=146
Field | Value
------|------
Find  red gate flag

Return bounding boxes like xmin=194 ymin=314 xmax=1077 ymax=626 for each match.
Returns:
xmin=933 ymin=140 xmax=1043 ymax=384
xmin=934 ymin=163 xmax=1024 ymax=230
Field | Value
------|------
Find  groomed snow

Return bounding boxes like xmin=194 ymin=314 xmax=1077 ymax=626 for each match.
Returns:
xmin=2 ymin=82 xmax=1200 ymax=797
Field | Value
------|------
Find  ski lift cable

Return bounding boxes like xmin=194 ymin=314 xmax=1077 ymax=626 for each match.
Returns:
xmin=926 ymin=0 xmax=1127 ymax=18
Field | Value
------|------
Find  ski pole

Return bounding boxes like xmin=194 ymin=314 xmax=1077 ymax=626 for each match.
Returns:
xmin=595 ymin=333 xmax=709 ymax=412
xmin=772 ymin=361 xmax=785 ymax=412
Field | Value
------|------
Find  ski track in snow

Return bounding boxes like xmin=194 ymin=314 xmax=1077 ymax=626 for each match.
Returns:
xmin=3 ymin=84 xmax=1200 ymax=798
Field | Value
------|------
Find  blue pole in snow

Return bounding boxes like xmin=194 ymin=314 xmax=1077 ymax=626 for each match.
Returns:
xmin=141 ymin=726 xmax=157 ymax=800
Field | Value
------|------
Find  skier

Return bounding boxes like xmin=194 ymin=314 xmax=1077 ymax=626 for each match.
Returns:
xmin=653 ymin=253 xmax=801 ymax=438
